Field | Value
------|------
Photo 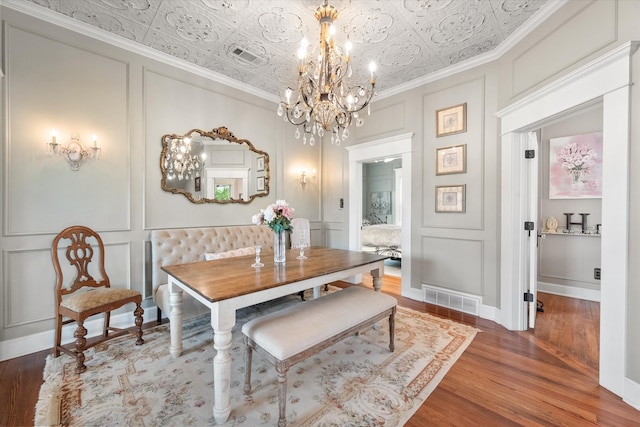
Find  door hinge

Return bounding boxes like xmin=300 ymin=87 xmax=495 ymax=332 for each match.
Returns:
xmin=524 ymin=221 xmax=534 ymax=236
xmin=524 ymin=292 xmax=534 ymax=302
xmin=525 ymin=149 xmax=535 ymax=159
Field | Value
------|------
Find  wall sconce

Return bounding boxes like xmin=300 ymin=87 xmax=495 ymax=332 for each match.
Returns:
xmin=298 ymin=169 xmax=316 ymax=188
xmin=47 ymin=129 xmax=101 ymax=171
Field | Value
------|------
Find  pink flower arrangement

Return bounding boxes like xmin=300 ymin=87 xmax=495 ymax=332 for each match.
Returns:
xmin=557 ymin=142 xmax=597 ymax=173
xmin=252 ymin=200 xmax=294 ymax=233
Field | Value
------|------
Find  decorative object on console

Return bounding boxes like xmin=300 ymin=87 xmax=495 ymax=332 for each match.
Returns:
xmin=46 ymin=129 xmax=101 ymax=171
xmin=436 ymin=103 xmax=467 ymax=137
xmin=436 ymin=144 xmax=466 ymax=175
xmin=563 ymin=212 xmax=590 ymax=233
xmin=252 ymin=200 xmax=295 ymax=263
xmin=549 ymin=132 xmax=602 ymax=199
xmin=276 ymin=1 xmax=376 ymax=147
xmin=160 ymin=126 xmax=269 ymax=204
xmin=544 ymin=216 xmax=559 ymax=233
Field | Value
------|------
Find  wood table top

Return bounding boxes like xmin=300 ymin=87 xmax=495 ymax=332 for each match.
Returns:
xmin=162 ymin=247 xmax=387 ymax=303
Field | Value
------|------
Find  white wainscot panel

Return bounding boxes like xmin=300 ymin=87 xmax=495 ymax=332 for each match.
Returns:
xmin=3 ymin=242 xmax=132 ymax=339
xmin=420 ymin=236 xmax=483 ymax=296
xmin=538 ymin=234 xmax=601 ymax=287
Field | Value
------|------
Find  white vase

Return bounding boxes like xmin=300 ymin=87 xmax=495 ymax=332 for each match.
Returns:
xmin=274 ymin=230 xmax=286 ymax=263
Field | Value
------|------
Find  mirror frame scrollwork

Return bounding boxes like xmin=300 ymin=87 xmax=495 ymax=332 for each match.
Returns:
xmin=160 ymin=126 xmax=270 ymax=204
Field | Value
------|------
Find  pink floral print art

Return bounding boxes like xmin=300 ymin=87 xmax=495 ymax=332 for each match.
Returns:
xmin=549 ymin=132 xmax=603 ymax=199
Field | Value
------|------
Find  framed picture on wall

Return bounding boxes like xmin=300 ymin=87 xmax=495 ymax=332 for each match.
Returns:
xmin=257 ymin=156 xmax=265 ymax=172
xmin=194 ymin=176 xmax=201 ymax=192
xmin=257 ymin=176 xmax=265 ymax=192
xmin=435 ymin=185 xmax=465 ymax=213
xmin=436 ymin=103 xmax=467 ymax=137
xmin=436 ymin=144 xmax=466 ymax=175
xmin=549 ymin=132 xmax=602 ymax=199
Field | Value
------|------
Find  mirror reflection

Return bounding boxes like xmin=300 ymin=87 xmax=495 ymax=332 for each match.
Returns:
xmin=160 ymin=126 xmax=269 ymax=204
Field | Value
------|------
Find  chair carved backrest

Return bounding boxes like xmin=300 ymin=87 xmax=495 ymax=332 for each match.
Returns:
xmin=52 ymin=226 xmax=110 ymax=298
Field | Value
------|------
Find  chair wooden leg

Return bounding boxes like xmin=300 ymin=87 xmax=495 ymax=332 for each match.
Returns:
xmin=134 ymin=304 xmax=144 ymax=345
xmin=243 ymin=338 xmax=253 ymax=395
xmin=103 ymin=311 xmax=111 ymax=337
xmin=277 ymin=367 xmax=288 ymax=427
xmin=74 ymin=321 xmax=88 ymax=373
xmin=53 ymin=315 xmax=63 ymax=357
xmin=156 ymin=307 xmax=162 ymax=325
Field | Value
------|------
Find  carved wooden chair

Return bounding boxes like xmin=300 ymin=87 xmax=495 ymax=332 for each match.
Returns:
xmin=51 ymin=225 xmax=144 ymax=373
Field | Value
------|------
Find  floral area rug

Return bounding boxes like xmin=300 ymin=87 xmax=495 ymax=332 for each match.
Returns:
xmin=35 ymin=287 xmax=477 ymax=426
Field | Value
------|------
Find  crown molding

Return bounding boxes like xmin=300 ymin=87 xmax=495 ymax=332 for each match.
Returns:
xmin=376 ymin=0 xmax=568 ymax=100
xmin=1 ymin=0 xmax=279 ymax=103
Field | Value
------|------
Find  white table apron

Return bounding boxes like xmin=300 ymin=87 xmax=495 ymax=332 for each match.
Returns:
xmin=167 ymin=259 xmax=385 ymax=424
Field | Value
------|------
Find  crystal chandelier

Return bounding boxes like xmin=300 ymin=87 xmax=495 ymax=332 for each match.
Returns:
xmin=276 ymin=1 xmax=376 ymax=146
xmin=163 ymin=136 xmax=206 ymax=181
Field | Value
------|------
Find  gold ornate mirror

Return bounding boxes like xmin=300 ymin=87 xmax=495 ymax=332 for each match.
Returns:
xmin=160 ymin=126 xmax=270 ymax=204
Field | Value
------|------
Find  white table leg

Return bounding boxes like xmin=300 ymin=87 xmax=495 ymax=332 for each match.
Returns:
xmin=211 ymin=306 xmax=236 ymax=424
xmin=371 ymin=266 xmax=383 ymax=292
xmin=168 ymin=279 xmax=183 ymax=358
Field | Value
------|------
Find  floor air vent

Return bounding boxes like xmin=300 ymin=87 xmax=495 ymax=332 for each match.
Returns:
xmin=423 ymin=285 xmax=480 ymax=316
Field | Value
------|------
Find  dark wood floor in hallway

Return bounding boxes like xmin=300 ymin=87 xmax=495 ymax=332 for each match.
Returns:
xmin=1 ymin=274 xmax=638 ymax=426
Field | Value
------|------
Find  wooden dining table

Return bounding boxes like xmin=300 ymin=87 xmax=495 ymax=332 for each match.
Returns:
xmin=162 ymin=246 xmax=387 ymax=424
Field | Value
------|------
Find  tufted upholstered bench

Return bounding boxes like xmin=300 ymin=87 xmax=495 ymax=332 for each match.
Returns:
xmin=242 ymin=286 xmax=397 ymax=427
xmin=150 ymin=225 xmax=273 ymax=322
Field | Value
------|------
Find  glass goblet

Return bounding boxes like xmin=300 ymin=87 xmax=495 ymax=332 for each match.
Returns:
xmin=252 ymin=245 xmax=264 ymax=268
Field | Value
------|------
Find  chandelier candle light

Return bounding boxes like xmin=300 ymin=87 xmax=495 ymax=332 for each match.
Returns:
xmin=277 ymin=1 xmax=376 ymax=146
xmin=252 ymin=200 xmax=294 ymax=263
xmin=163 ymin=136 xmax=206 ymax=181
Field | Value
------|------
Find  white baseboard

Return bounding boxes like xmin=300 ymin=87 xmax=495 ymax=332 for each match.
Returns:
xmin=0 ymin=308 xmax=158 ymax=362
xmin=538 ymin=281 xmax=601 ymax=302
xmin=624 ymin=377 xmax=640 ymax=411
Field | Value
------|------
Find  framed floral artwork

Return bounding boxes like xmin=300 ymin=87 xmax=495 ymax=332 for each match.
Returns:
xmin=436 ymin=144 xmax=466 ymax=175
xmin=257 ymin=156 xmax=265 ymax=172
xmin=257 ymin=176 xmax=265 ymax=192
xmin=436 ymin=103 xmax=466 ymax=137
xmin=549 ymin=132 xmax=602 ymax=199
xmin=435 ymin=185 xmax=465 ymax=213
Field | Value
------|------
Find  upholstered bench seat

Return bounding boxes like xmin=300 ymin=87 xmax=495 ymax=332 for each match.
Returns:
xmin=150 ymin=225 xmax=273 ymax=322
xmin=242 ymin=286 xmax=397 ymax=427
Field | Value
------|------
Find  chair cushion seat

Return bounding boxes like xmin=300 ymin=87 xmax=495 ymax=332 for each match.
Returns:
xmin=61 ymin=288 xmax=141 ymax=313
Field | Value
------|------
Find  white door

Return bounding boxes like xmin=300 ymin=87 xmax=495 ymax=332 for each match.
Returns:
xmin=526 ymin=131 xmax=539 ymax=328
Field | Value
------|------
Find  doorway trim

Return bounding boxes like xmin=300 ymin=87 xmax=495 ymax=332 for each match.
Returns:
xmin=346 ymin=133 xmax=414 ymax=298
xmin=497 ymin=42 xmax=638 ymax=397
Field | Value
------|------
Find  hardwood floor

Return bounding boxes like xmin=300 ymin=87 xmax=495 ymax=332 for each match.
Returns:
xmin=1 ymin=275 xmax=637 ymax=426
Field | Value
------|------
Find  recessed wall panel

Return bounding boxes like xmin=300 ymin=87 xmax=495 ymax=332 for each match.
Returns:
xmin=512 ymin=0 xmax=617 ymax=96
xmin=5 ymin=25 xmax=130 ymax=235
xmin=420 ymin=236 xmax=483 ymax=296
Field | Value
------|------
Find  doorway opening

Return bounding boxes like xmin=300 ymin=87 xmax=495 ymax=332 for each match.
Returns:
xmin=498 ymin=43 xmax=635 ymax=397
xmin=347 ymin=133 xmax=413 ymax=296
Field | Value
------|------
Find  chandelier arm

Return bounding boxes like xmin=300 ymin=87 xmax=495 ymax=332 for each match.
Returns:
xmin=333 ymin=85 xmax=375 ymax=112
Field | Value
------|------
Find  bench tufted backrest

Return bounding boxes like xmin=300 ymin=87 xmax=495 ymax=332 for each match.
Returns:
xmin=150 ymin=225 xmax=273 ymax=293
